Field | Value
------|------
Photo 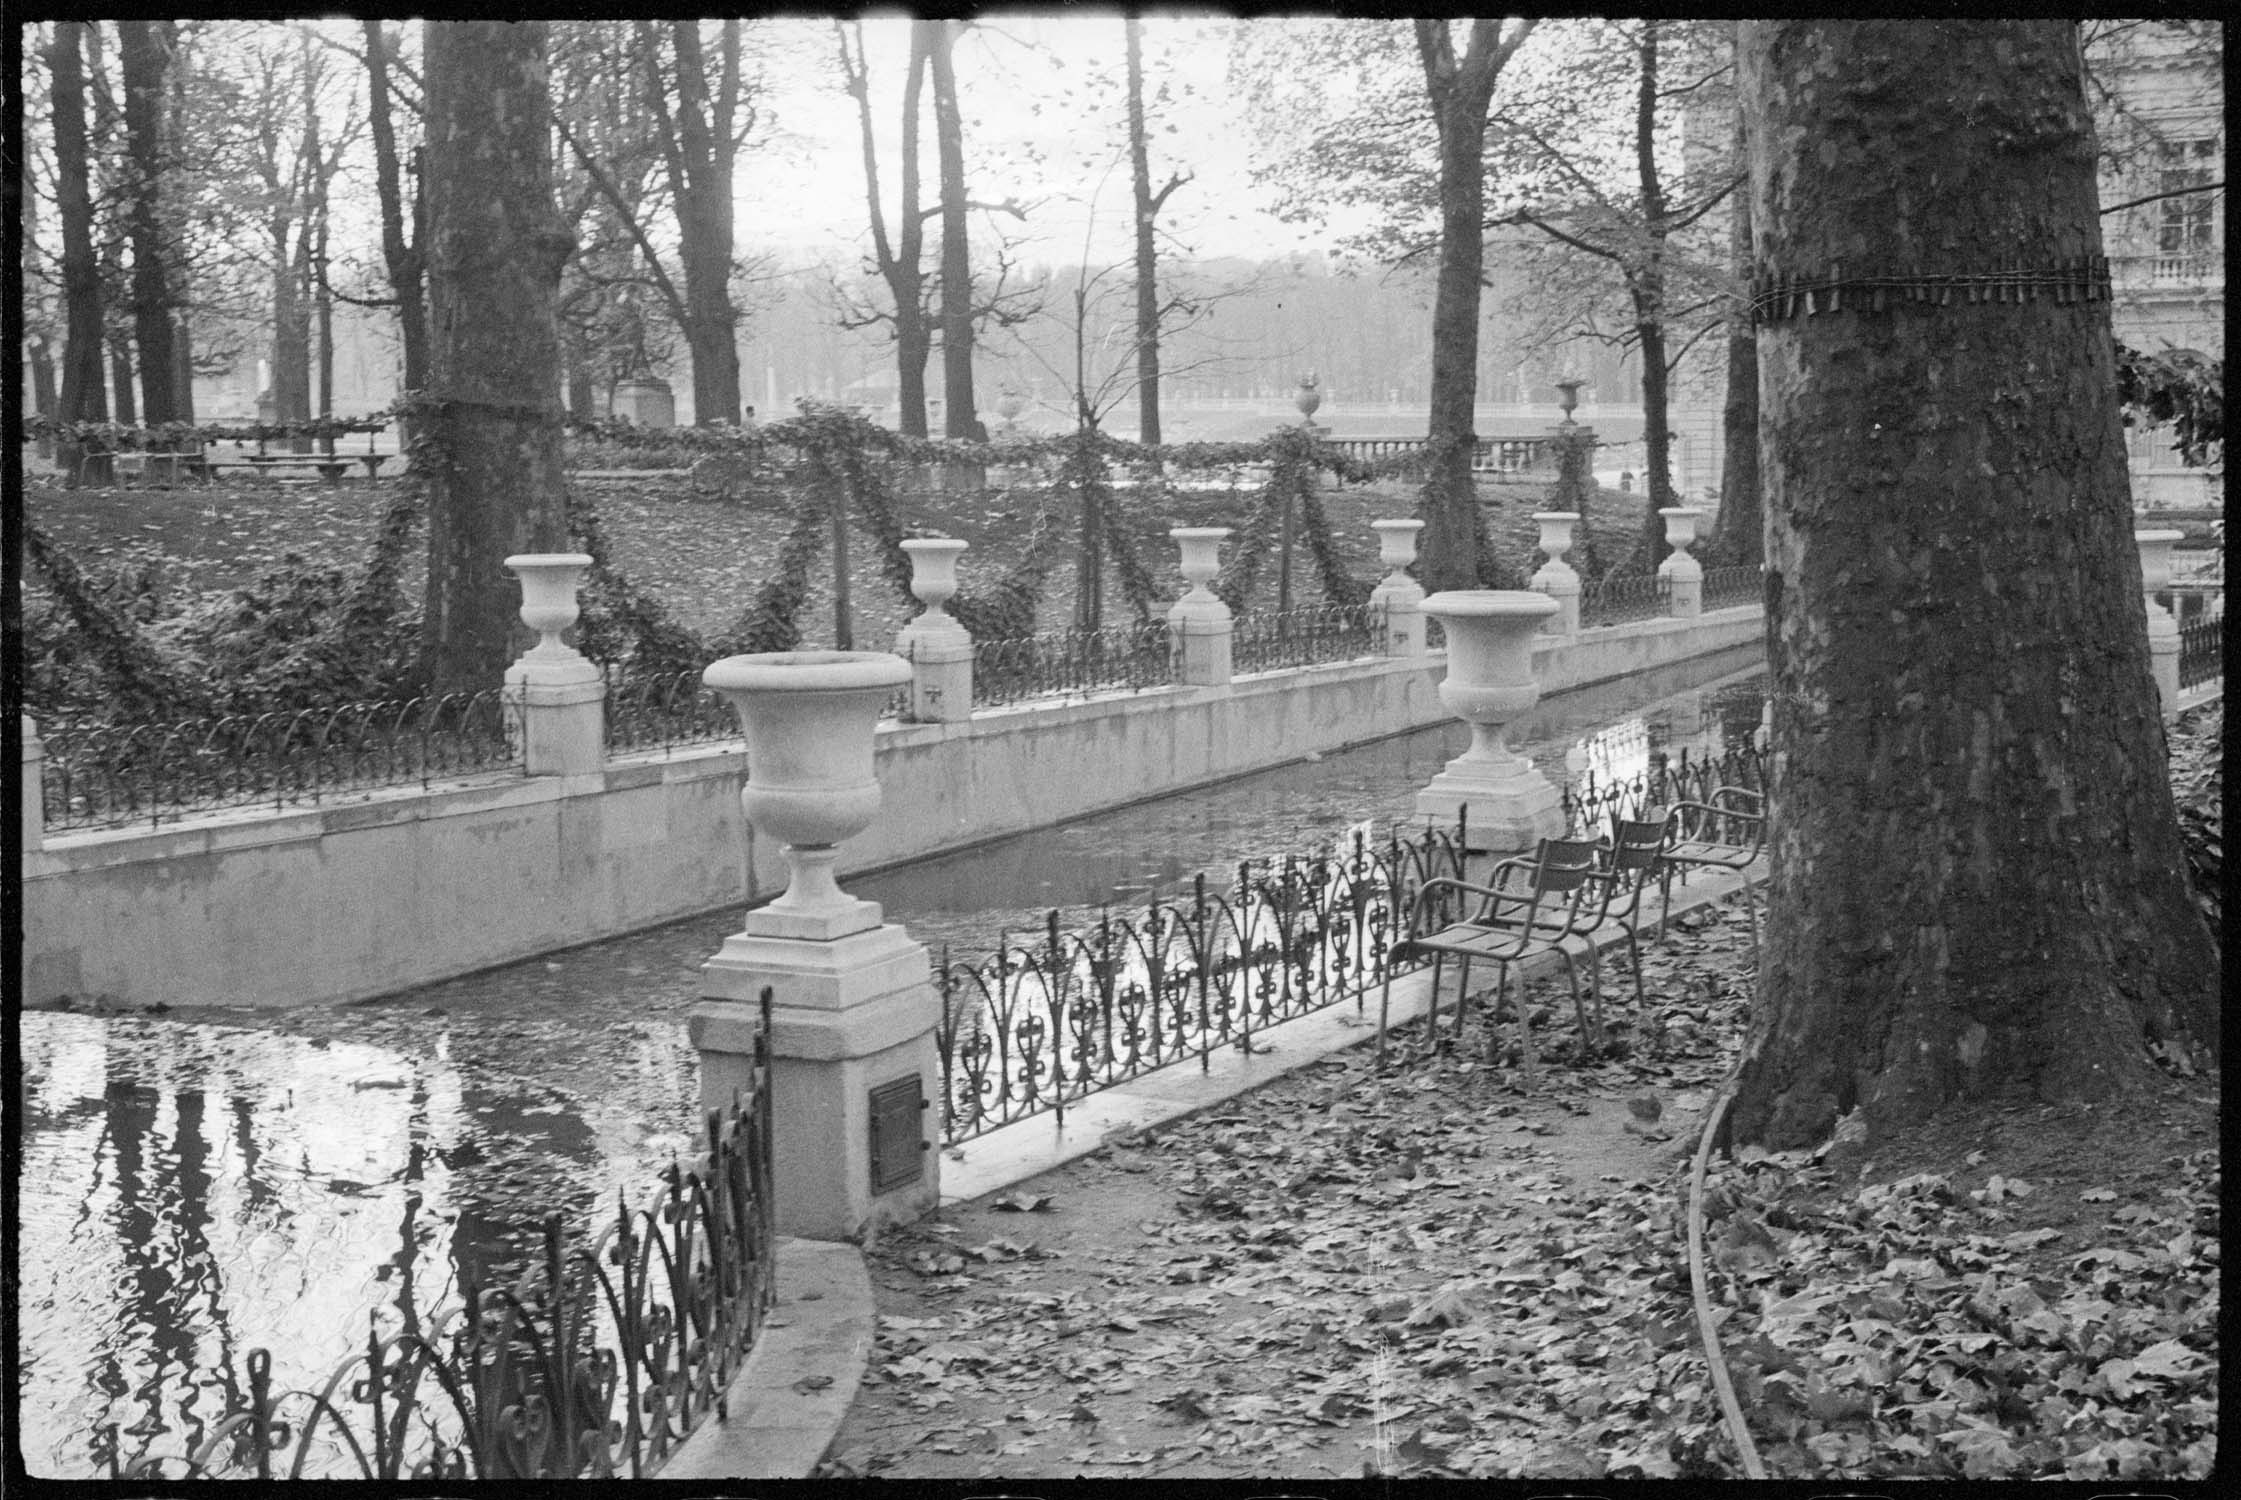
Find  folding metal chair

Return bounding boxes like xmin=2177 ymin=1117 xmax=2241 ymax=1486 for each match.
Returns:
xmin=1382 ymin=836 xmax=1601 ymax=1079
xmin=1566 ymin=815 xmax=1669 ymax=1049
xmin=1655 ymin=786 xmax=1767 ymax=959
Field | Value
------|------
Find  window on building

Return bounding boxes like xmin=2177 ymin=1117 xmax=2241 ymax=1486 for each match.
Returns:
xmin=2156 ymin=137 xmax=2218 ymax=259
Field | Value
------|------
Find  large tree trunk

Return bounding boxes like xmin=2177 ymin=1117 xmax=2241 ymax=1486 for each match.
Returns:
xmin=1632 ymin=21 xmax=1676 ymax=569
xmin=420 ymin=21 xmax=575 ymax=695
xmin=1414 ymin=21 xmax=1532 ymax=593
xmin=118 ymin=21 xmax=180 ymax=426
xmin=928 ymin=21 xmax=984 ymax=442
xmin=51 ymin=24 xmax=109 ymax=484
xmin=365 ymin=21 xmax=427 ymax=413
xmin=1728 ymin=20 xmax=2219 ymax=1150
xmin=1713 ymin=88 xmax=1761 ymax=568
xmin=669 ymin=21 xmax=742 ymax=426
xmin=1126 ymin=16 xmax=1167 ymax=448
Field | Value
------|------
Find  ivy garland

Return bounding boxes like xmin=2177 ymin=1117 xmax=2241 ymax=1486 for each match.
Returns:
xmin=24 ymin=522 xmax=211 ymax=722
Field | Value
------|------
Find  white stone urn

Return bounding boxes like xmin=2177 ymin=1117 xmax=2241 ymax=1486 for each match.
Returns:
xmin=505 ymin=553 xmax=595 ymax=667
xmin=1295 ymin=373 xmax=1323 ymax=423
xmin=1416 ymin=590 xmax=1565 ymax=851
xmin=1367 ymin=520 xmax=1427 ymax=655
xmin=1656 ymin=506 xmax=1706 ymax=617
xmin=1167 ymin=528 xmax=1231 ymax=620
xmin=1528 ymin=512 xmax=1583 ymax=635
xmin=704 ymin=650 xmax=914 ymax=939
xmin=1370 ymin=519 xmax=1425 ymax=587
xmin=996 ymin=389 xmax=1026 ymax=428
xmin=2135 ymin=528 xmax=2184 ymax=598
xmin=899 ymin=538 xmax=969 ymax=640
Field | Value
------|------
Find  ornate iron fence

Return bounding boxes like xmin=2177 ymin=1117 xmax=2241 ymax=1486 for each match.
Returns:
xmin=39 ymin=691 xmax=520 ymax=833
xmin=1700 ymin=564 xmax=1763 ymax=610
xmin=2178 ymin=612 xmax=2223 ymax=690
xmin=934 ymin=817 xmax=1470 ymax=1144
xmin=1559 ymin=742 xmax=1776 ymax=838
xmin=108 ymin=995 xmax=776 ymax=1481
xmin=601 ymin=666 xmax=738 ymax=756
xmin=1581 ymin=570 xmax=1669 ymax=627
xmin=973 ymin=620 xmax=1176 ymax=708
xmin=1231 ymin=603 xmax=1381 ymax=675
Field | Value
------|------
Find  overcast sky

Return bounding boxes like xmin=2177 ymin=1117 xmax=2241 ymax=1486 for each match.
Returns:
xmin=742 ymin=12 xmax=1338 ymax=268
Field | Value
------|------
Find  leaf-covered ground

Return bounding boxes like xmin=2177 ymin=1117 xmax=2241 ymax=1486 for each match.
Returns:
xmin=822 ymin=880 xmax=2218 ymax=1483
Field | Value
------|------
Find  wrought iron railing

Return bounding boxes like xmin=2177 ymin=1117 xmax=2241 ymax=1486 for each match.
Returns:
xmin=1560 ymin=742 xmax=1776 ymax=838
xmin=972 ymin=620 xmax=1176 ymax=708
xmin=2178 ymin=612 xmax=2223 ymax=690
xmin=1230 ymin=603 xmax=1381 ymax=675
xmin=38 ymin=691 xmax=521 ymax=832
xmin=1700 ymin=564 xmax=1763 ymax=611
xmin=934 ymin=818 xmax=1470 ymax=1144
xmin=602 ymin=666 xmax=737 ymax=756
xmin=108 ymin=996 xmax=775 ymax=1481
xmin=1581 ymin=570 xmax=1669 ymax=627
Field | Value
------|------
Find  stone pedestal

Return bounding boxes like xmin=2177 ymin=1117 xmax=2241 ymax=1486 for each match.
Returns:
xmin=2136 ymin=528 xmax=2184 ymax=722
xmin=1167 ymin=528 xmax=1234 ymax=685
xmin=1658 ymin=507 xmax=1705 ymax=618
xmin=20 ymin=714 xmax=43 ymax=853
xmin=695 ymin=917 xmax=941 ymax=1242
xmin=1415 ymin=591 xmax=1565 ymax=853
xmin=897 ymin=539 xmax=974 ymax=722
xmin=1367 ymin=519 xmax=1427 ymax=655
xmin=502 ymin=554 xmax=605 ymax=775
xmin=613 ymin=377 xmax=676 ymax=428
xmin=1528 ymin=511 xmax=1583 ymax=636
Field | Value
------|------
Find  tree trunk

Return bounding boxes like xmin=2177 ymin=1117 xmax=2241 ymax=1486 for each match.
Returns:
xmin=928 ymin=21 xmax=984 ymax=442
xmin=1728 ymin=20 xmax=2219 ymax=1150
xmin=1713 ymin=88 xmax=1762 ymax=568
xmin=1633 ymin=21 xmax=1675 ymax=569
xmin=668 ymin=21 xmax=742 ymax=426
xmin=420 ymin=20 xmax=575 ymax=695
xmin=365 ymin=21 xmax=427 ymax=413
xmin=172 ymin=309 xmax=195 ymax=424
xmin=1126 ymin=16 xmax=1164 ymax=448
xmin=118 ymin=20 xmax=180 ymax=426
xmin=1414 ymin=21 xmax=1532 ymax=593
xmin=108 ymin=330 xmax=137 ymax=427
xmin=51 ymin=23 xmax=109 ymax=484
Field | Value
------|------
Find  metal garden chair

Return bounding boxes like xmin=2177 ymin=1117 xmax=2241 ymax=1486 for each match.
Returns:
xmin=1567 ymin=815 xmax=1670 ymax=1050
xmin=1653 ymin=786 xmax=1767 ymax=960
xmin=1381 ymin=836 xmax=1603 ymax=1079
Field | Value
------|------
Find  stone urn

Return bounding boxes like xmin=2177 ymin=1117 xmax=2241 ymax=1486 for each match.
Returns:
xmin=899 ymin=538 xmax=969 ymax=641
xmin=1370 ymin=519 xmax=1425 ymax=587
xmin=996 ymin=388 xmax=1027 ymax=433
xmin=1657 ymin=506 xmax=1706 ymax=617
xmin=1167 ymin=528 xmax=1231 ymax=620
xmin=703 ymin=650 xmax=913 ymax=939
xmin=1368 ymin=519 xmax=1428 ymax=655
xmin=506 ymin=553 xmax=595 ymax=663
xmin=2135 ymin=528 xmax=2185 ymax=721
xmin=2135 ymin=528 xmax=2184 ymax=599
xmin=1555 ymin=379 xmax=1584 ymax=424
xmin=1295 ymin=373 xmax=1323 ymax=424
xmin=1528 ymin=512 xmax=1583 ymax=635
xmin=1416 ymin=590 xmax=1564 ymax=851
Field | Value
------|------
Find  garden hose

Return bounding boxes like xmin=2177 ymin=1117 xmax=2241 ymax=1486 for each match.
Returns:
xmin=1688 ymin=1082 xmax=1767 ymax=1479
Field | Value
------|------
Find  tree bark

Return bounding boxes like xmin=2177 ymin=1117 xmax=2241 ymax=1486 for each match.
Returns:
xmin=1713 ymin=82 xmax=1762 ymax=568
xmin=1632 ymin=21 xmax=1675 ymax=568
xmin=1414 ymin=20 xmax=1534 ymax=593
xmin=928 ymin=20 xmax=984 ymax=442
xmin=118 ymin=20 xmax=180 ymax=426
xmin=420 ymin=20 xmax=575 ymax=695
xmin=52 ymin=24 xmax=110 ymax=483
xmin=365 ymin=21 xmax=427 ymax=412
xmin=839 ymin=19 xmax=933 ymax=436
xmin=657 ymin=21 xmax=742 ymax=426
xmin=1126 ymin=16 xmax=1177 ymax=449
xmin=1728 ymin=20 xmax=2219 ymax=1150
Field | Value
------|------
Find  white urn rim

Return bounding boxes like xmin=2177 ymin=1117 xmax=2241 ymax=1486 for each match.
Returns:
xmin=1169 ymin=526 xmax=1234 ymax=540
xmin=504 ymin=552 xmax=594 ymax=571
xmin=902 ymin=536 xmax=970 ymax=554
xmin=2133 ymin=528 xmax=2186 ymax=544
xmin=1655 ymin=506 xmax=1707 ymax=519
xmin=704 ymin=650 xmax=913 ymax=693
xmin=1422 ymin=588 xmax=1560 ymax=621
xmin=1370 ymin=518 xmax=1426 ymax=532
xmin=1530 ymin=511 xmax=1581 ymax=523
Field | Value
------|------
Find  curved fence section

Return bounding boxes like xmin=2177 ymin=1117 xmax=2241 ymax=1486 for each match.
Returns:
xmin=1700 ymin=565 xmax=1763 ymax=611
xmin=1560 ymin=742 xmax=1775 ymax=838
xmin=972 ymin=620 xmax=1176 ymax=708
xmin=1581 ymin=570 xmax=1669 ymax=627
xmin=39 ymin=691 xmax=520 ymax=833
xmin=109 ymin=1001 xmax=775 ymax=1481
xmin=1231 ymin=603 xmax=1381 ymax=675
xmin=2178 ymin=613 xmax=2222 ymax=690
xmin=603 ymin=666 xmax=737 ymax=756
xmin=934 ymin=819 xmax=1470 ymax=1144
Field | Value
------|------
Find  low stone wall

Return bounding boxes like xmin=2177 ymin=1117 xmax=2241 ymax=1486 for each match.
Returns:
xmin=20 ymin=605 xmax=1761 ymax=1011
